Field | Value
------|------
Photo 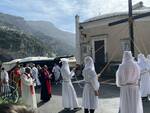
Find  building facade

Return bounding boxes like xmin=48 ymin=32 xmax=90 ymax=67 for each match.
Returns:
xmin=75 ymin=2 xmax=150 ymax=72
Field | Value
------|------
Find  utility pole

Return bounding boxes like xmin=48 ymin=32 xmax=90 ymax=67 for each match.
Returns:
xmin=128 ymin=0 xmax=134 ymax=56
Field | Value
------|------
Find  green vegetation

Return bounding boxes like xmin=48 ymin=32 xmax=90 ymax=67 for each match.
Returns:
xmin=0 ymin=97 xmax=23 ymax=104
xmin=0 ymin=27 xmax=53 ymax=61
xmin=0 ymin=12 xmax=75 ymax=62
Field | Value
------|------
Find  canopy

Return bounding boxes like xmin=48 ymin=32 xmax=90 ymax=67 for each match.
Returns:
xmin=2 ymin=57 xmax=54 ymax=71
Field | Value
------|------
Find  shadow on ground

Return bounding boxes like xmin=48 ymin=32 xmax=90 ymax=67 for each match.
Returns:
xmin=35 ymin=79 xmax=120 ymax=99
xmin=37 ymin=101 xmax=47 ymax=107
xmin=58 ymin=108 xmax=82 ymax=113
xmin=36 ymin=78 xmax=150 ymax=113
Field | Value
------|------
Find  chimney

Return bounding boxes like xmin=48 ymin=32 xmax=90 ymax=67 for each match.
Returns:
xmin=75 ymin=15 xmax=81 ymax=64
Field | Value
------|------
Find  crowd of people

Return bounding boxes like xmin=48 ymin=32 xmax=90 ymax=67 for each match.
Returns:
xmin=0 ymin=57 xmax=100 ymax=113
xmin=0 ymin=51 xmax=150 ymax=113
xmin=0 ymin=63 xmax=55 ymax=109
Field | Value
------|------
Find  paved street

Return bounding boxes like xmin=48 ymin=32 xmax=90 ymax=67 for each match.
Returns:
xmin=36 ymin=79 xmax=150 ymax=113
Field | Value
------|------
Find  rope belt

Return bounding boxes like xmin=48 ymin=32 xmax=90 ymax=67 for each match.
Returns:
xmin=120 ymin=83 xmax=138 ymax=87
xmin=63 ymin=80 xmax=71 ymax=82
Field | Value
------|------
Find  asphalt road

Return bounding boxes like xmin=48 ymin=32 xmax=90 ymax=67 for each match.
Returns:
xmin=36 ymin=79 xmax=150 ymax=113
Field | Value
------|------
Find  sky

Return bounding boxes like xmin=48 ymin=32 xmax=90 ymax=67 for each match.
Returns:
xmin=0 ymin=0 xmax=150 ymax=33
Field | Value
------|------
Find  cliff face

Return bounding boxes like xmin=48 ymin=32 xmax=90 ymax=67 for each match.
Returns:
xmin=0 ymin=27 xmax=51 ymax=62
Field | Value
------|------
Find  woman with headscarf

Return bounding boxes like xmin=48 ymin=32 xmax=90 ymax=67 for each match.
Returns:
xmin=60 ymin=58 xmax=79 ymax=110
xmin=82 ymin=56 xmax=100 ymax=113
xmin=40 ymin=65 xmax=52 ymax=102
xmin=116 ymin=51 xmax=143 ymax=113
xmin=138 ymin=54 xmax=150 ymax=99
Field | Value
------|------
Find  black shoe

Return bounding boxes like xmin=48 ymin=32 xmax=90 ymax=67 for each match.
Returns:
xmin=142 ymin=97 xmax=147 ymax=101
xmin=64 ymin=108 xmax=70 ymax=111
xmin=73 ymin=107 xmax=82 ymax=111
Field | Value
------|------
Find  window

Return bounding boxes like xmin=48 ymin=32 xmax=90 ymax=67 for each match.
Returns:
xmin=120 ymin=38 xmax=131 ymax=51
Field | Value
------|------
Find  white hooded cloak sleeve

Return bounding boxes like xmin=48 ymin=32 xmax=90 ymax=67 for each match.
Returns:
xmin=89 ymin=70 xmax=99 ymax=91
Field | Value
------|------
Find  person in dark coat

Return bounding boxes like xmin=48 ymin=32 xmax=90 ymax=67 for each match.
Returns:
xmin=39 ymin=65 xmax=52 ymax=102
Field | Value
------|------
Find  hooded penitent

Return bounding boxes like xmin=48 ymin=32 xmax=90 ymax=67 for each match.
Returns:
xmin=137 ymin=53 xmax=150 ymax=98
xmin=60 ymin=58 xmax=79 ymax=109
xmin=82 ymin=56 xmax=100 ymax=110
xmin=116 ymin=51 xmax=143 ymax=113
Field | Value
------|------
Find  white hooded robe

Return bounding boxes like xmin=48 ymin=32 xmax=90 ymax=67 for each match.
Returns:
xmin=138 ymin=54 xmax=150 ymax=97
xmin=82 ymin=56 xmax=100 ymax=110
xmin=116 ymin=51 xmax=143 ymax=113
xmin=60 ymin=59 xmax=79 ymax=109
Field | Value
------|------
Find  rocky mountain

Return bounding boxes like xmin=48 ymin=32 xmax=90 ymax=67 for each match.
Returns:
xmin=27 ymin=21 xmax=75 ymax=47
xmin=0 ymin=13 xmax=33 ymax=34
xmin=0 ymin=26 xmax=51 ymax=62
xmin=0 ymin=12 xmax=75 ymax=62
xmin=27 ymin=21 xmax=75 ymax=55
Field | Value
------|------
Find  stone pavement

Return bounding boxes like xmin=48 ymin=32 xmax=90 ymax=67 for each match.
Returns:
xmin=36 ymin=79 xmax=150 ymax=113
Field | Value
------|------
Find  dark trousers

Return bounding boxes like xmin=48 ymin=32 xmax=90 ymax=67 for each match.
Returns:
xmin=84 ymin=109 xmax=95 ymax=113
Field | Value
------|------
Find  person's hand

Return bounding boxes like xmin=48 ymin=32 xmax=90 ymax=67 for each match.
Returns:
xmin=94 ymin=90 xmax=100 ymax=96
xmin=97 ymin=73 xmax=101 ymax=77
xmin=49 ymin=74 xmax=52 ymax=79
xmin=72 ymin=68 xmax=76 ymax=71
xmin=32 ymin=78 xmax=35 ymax=82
